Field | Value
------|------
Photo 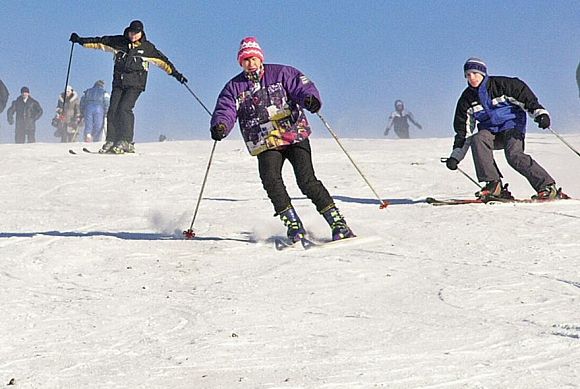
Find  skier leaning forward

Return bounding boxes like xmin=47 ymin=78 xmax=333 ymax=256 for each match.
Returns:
xmin=445 ymin=57 xmax=567 ymax=201
xmin=210 ymin=37 xmax=355 ymax=242
xmin=69 ymin=20 xmax=187 ymax=154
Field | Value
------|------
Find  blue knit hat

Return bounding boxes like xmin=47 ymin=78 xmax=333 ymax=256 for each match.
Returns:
xmin=464 ymin=57 xmax=487 ymax=77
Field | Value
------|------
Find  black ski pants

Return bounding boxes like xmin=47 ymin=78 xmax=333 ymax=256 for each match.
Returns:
xmin=106 ymin=87 xmax=142 ymax=143
xmin=471 ymin=129 xmax=555 ymax=191
xmin=257 ymin=139 xmax=334 ymax=215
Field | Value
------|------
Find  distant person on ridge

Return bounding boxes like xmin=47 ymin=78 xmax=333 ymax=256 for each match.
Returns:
xmin=53 ymin=85 xmax=82 ymax=143
xmin=384 ymin=99 xmax=422 ymax=139
xmin=210 ymin=37 xmax=354 ymax=243
xmin=80 ymin=80 xmax=110 ymax=142
xmin=7 ymin=87 xmax=43 ymax=144
xmin=445 ymin=57 xmax=567 ymax=201
xmin=69 ymin=20 xmax=187 ymax=154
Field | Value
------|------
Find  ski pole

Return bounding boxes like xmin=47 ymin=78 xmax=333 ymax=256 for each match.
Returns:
xmin=547 ymin=127 xmax=580 ymax=158
xmin=316 ymin=112 xmax=389 ymax=209
xmin=182 ymin=82 xmax=213 ymax=116
xmin=183 ymin=140 xmax=218 ymax=239
xmin=180 ymin=82 xmax=218 ymax=239
xmin=440 ymin=157 xmax=482 ymax=189
xmin=61 ymin=41 xmax=75 ymax=142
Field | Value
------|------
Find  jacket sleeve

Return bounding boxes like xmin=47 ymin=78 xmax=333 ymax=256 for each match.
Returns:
xmin=497 ymin=77 xmax=548 ymax=119
xmin=0 ymin=80 xmax=8 ymax=113
xmin=33 ymin=100 xmax=43 ymax=121
xmin=210 ymin=81 xmax=238 ymax=135
xmin=80 ymin=35 xmax=126 ymax=54
xmin=385 ymin=112 xmax=394 ymax=133
xmin=7 ymin=100 xmax=15 ymax=122
xmin=141 ymin=42 xmax=177 ymax=75
xmin=450 ymin=90 xmax=477 ymax=162
xmin=282 ymin=66 xmax=321 ymax=109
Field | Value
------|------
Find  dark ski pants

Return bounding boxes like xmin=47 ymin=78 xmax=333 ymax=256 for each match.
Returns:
xmin=257 ymin=139 xmax=334 ymax=215
xmin=471 ymin=129 xmax=555 ymax=191
xmin=15 ymin=126 xmax=35 ymax=143
xmin=107 ymin=87 xmax=142 ymax=143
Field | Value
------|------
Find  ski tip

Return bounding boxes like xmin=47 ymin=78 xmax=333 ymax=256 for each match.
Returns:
xmin=68 ymin=149 xmax=77 ymax=155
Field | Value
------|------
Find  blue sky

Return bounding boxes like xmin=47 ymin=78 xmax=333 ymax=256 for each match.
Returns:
xmin=1 ymin=0 xmax=579 ymax=143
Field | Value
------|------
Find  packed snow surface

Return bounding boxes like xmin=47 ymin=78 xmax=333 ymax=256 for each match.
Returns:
xmin=1 ymin=135 xmax=579 ymax=388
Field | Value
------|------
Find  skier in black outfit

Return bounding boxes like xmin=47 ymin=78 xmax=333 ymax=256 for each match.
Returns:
xmin=69 ymin=20 xmax=187 ymax=154
xmin=384 ymin=100 xmax=422 ymax=139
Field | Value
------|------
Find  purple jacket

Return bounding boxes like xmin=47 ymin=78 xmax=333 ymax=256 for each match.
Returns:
xmin=211 ymin=64 xmax=321 ymax=156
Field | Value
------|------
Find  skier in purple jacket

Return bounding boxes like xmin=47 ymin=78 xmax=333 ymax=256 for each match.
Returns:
xmin=210 ymin=37 xmax=354 ymax=242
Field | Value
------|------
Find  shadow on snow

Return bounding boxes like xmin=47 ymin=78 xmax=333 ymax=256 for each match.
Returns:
xmin=0 ymin=231 xmax=254 ymax=242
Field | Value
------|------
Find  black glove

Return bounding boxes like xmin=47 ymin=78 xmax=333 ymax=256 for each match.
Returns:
xmin=534 ymin=113 xmax=550 ymax=129
xmin=210 ymin=123 xmax=227 ymax=141
xmin=172 ymin=71 xmax=187 ymax=84
xmin=303 ymin=95 xmax=321 ymax=113
xmin=69 ymin=33 xmax=82 ymax=44
xmin=445 ymin=157 xmax=458 ymax=171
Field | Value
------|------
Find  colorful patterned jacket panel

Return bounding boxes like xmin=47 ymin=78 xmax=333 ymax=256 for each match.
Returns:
xmin=211 ymin=64 xmax=321 ymax=156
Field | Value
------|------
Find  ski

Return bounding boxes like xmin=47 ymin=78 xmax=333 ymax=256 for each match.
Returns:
xmin=274 ymin=235 xmax=380 ymax=251
xmin=426 ymin=196 xmax=573 ymax=206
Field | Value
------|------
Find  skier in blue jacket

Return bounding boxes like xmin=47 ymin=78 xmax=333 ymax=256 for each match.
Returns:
xmin=446 ymin=58 xmax=567 ymax=200
xmin=80 ymin=80 xmax=110 ymax=142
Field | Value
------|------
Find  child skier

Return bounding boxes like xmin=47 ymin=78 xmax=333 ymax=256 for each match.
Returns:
xmin=210 ymin=37 xmax=354 ymax=243
xmin=446 ymin=57 xmax=567 ymax=200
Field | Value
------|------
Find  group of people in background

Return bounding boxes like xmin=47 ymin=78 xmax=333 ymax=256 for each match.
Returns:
xmin=0 ymin=79 xmax=110 ymax=144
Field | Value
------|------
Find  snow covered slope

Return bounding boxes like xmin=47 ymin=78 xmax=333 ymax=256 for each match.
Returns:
xmin=1 ymin=135 xmax=579 ymax=388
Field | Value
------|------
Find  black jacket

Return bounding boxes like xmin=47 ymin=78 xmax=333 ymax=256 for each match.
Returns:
xmin=7 ymin=96 xmax=43 ymax=131
xmin=79 ymin=31 xmax=176 ymax=91
xmin=0 ymin=79 xmax=8 ymax=113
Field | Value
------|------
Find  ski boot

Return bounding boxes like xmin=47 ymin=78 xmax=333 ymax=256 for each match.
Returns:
xmin=475 ymin=180 xmax=513 ymax=201
xmin=279 ymin=207 xmax=306 ymax=243
xmin=321 ymin=205 xmax=355 ymax=241
xmin=110 ymin=140 xmax=135 ymax=154
xmin=98 ymin=141 xmax=114 ymax=154
xmin=532 ymin=184 xmax=569 ymax=200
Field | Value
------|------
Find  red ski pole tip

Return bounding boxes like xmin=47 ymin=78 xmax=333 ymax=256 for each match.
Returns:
xmin=183 ymin=229 xmax=196 ymax=239
xmin=379 ymin=200 xmax=389 ymax=209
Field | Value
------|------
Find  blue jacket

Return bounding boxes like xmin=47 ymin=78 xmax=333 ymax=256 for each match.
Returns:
xmin=80 ymin=86 xmax=109 ymax=113
xmin=452 ymin=76 xmax=549 ymax=150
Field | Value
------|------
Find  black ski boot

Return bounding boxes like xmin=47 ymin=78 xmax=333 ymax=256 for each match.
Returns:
xmin=279 ymin=207 xmax=306 ymax=243
xmin=321 ymin=206 xmax=355 ymax=241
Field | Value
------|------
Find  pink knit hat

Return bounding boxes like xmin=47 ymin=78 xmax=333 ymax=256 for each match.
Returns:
xmin=237 ymin=37 xmax=264 ymax=64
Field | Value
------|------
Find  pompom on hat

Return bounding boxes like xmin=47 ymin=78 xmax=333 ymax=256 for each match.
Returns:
xmin=464 ymin=57 xmax=487 ymax=77
xmin=237 ymin=37 xmax=264 ymax=64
